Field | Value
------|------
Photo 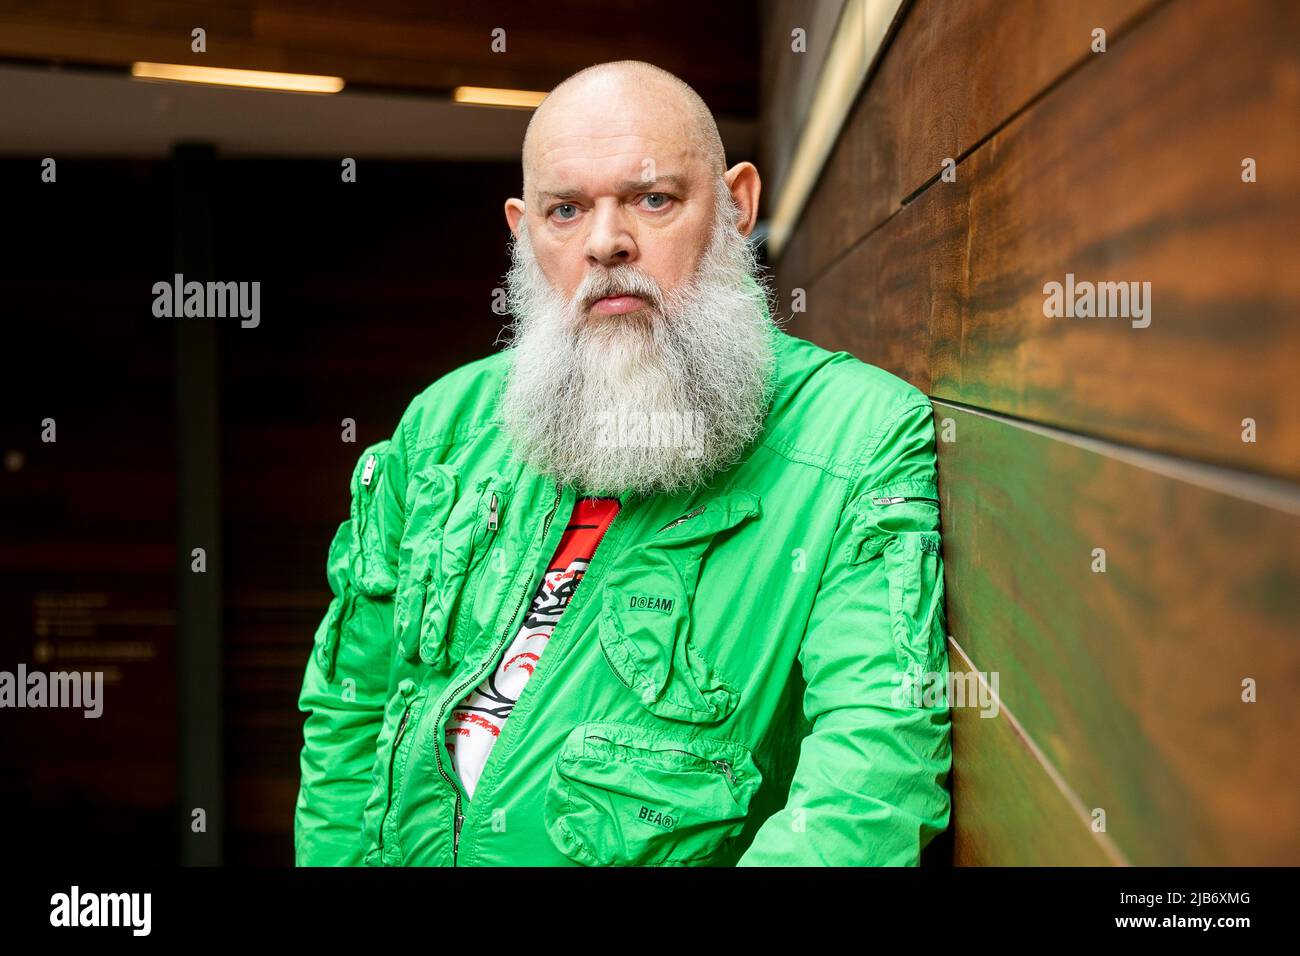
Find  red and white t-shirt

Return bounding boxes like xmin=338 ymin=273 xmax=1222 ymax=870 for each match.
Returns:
xmin=445 ymin=496 xmax=620 ymax=800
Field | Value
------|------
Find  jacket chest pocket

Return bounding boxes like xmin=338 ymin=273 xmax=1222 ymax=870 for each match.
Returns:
xmin=598 ymin=490 xmax=760 ymax=724
xmin=394 ymin=467 xmax=512 ymax=671
xmin=314 ymin=442 xmax=399 ymax=683
xmin=544 ymin=720 xmax=762 ymax=866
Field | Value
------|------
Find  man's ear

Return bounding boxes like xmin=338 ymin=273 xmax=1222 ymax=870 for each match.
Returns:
xmin=505 ymin=197 xmax=526 ymax=238
xmin=723 ymin=162 xmax=761 ymax=237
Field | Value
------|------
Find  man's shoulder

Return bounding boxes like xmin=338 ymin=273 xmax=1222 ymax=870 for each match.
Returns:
xmin=394 ymin=349 xmax=511 ymax=455
xmin=764 ymin=330 xmax=932 ymax=475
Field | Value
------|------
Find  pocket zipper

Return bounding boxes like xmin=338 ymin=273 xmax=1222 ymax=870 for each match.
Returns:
xmin=657 ymin=505 xmax=705 ymax=533
xmin=872 ymin=495 xmax=939 ymax=506
xmin=377 ymin=695 xmax=420 ymax=857
xmin=454 ymin=488 xmax=507 ymax=636
xmin=584 ymin=733 xmax=738 ymax=785
xmin=599 ymin=638 xmax=635 ymax=691
xmin=361 ymin=453 xmax=378 ymax=487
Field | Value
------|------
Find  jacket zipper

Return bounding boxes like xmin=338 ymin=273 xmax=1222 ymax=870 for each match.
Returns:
xmin=871 ymin=495 xmax=939 ymax=505
xmin=435 ymin=481 xmax=564 ymax=866
xmin=450 ymin=490 xmax=626 ymax=862
xmin=584 ymin=733 xmax=738 ymax=785
xmin=376 ymin=696 xmax=418 ymax=860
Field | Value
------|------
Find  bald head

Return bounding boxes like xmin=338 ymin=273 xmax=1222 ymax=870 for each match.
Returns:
xmin=521 ymin=60 xmax=725 ymax=198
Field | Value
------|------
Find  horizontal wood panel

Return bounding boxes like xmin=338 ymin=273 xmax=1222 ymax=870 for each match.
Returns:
xmin=934 ymin=402 xmax=1300 ymax=865
xmin=787 ymin=0 xmax=1300 ymax=480
xmin=0 ymin=0 xmax=759 ymax=112
xmin=947 ymin=639 xmax=1117 ymax=866
xmin=775 ymin=0 xmax=1151 ymax=289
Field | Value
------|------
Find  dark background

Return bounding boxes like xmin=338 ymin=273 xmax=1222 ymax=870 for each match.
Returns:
xmin=2 ymin=156 xmax=525 ymax=862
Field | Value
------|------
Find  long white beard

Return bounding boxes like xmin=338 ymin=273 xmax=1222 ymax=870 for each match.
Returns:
xmin=499 ymin=181 xmax=776 ymax=498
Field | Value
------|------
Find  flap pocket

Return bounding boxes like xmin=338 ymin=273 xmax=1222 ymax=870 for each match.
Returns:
xmin=348 ymin=442 xmax=400 ymax=597
xmin=312 ymin=521 xmax=355 ymax=681
xmin=882 ymin=532 xmax=947 ymax=682
xmin=544 ymin=720 xmax=762 ymax=866
xmin=314 ymin=442 xmax=397 ymax=681
xmin=361 ymin=677 xmax=427 ymax=864
xmin=846 ymin=479 xmax=946 ymax=684
xmin=396 ymin=468 xmax=513 ymax=669
xmin=394 ymin=465 xmax=459 ymax=665
xmin=598 ymin=491 xmax=760 ymax=723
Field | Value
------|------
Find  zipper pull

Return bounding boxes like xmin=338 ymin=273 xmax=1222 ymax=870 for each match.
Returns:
xmin=658 ymin=504 xmax=705 ymax=533
xmin=360 ymin=454 xmax=378 ymax=487
xmin=714 ymin=759 xmax=737 ymax=785
xmin=871 ymin=495 xmax=939 ymax=506
xmin=487 ymin=492 xmax=499 ymax=531
xmin=454 ymin=812 xmax=465 ymax=853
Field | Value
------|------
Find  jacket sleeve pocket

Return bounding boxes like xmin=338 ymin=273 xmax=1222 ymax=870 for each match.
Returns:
xmin=296 ymin=438 xmax=405 ymax=867
xmin=312 ymin=521 xmax=354 ymax=683
xmin=882 ymin=531 xmax=946 ymax=680
xmin=394 ymin=465 xmax=459 ymax=666
xmin=394 ymin=469 xmax=512 ymax=669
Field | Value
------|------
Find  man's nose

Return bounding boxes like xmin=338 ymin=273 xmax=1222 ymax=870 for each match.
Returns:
xmin=584 ymin=201 xmax=637 ymax=268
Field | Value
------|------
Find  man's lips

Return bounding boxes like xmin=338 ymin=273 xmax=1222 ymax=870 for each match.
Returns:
xmin=590 ymin=294 xmax=647 ymax=315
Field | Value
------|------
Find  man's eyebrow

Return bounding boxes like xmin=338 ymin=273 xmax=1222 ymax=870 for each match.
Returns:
xmin=614 ymin=173 xmax=690 ymax=193
xmin=536 ymin=174 xmax=691 ymax=203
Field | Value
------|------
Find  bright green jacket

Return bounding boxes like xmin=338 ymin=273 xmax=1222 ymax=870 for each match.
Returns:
xmin=294 ymin=307 xmax=953 ymax=867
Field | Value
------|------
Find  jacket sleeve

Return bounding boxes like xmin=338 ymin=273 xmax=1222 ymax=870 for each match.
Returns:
xmin=736 ymin=398 xmax=953 ymax=866
xmin=294 ymin=426 xmax=408 ymax=866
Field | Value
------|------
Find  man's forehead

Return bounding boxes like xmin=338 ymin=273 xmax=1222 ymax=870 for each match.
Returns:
xmin=525 ymin=87 xmax=704 ymax=202
xmin=535 ymin=170 xmax=695 ymax=202
xmin=529 ymin=129 xmax=697 ymax=194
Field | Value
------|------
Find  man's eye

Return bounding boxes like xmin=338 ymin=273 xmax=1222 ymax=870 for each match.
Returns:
xmin=642 ymin=193 xmax=671 ymax=210
xmin=551 ymin=203 xmax=578 ymax=221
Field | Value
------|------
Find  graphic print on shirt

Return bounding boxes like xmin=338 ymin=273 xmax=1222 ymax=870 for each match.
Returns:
xmin=445 ymin=496 xmax=620 ymax=800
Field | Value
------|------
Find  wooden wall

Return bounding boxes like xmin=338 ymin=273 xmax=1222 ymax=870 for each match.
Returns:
xmin=761 ymin=0 xmax=1300 ymax=864
xmin=0 ymin=0 xmax=757 ymax=113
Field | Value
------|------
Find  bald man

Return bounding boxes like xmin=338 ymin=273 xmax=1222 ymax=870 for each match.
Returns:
xmin=294 ymin=60 xmax=954 ymax=868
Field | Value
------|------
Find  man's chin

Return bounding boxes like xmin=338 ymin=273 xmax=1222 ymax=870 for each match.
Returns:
xmin=581 ymin=305 xmax=658 ymax=335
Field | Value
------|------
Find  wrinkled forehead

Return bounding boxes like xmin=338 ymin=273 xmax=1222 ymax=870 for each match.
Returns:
xmin=525 ymin=84 xmax=707 ymax=203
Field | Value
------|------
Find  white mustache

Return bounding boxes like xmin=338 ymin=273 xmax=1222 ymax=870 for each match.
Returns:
xmin=577 ymin=272 xmax=663 ymax=315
